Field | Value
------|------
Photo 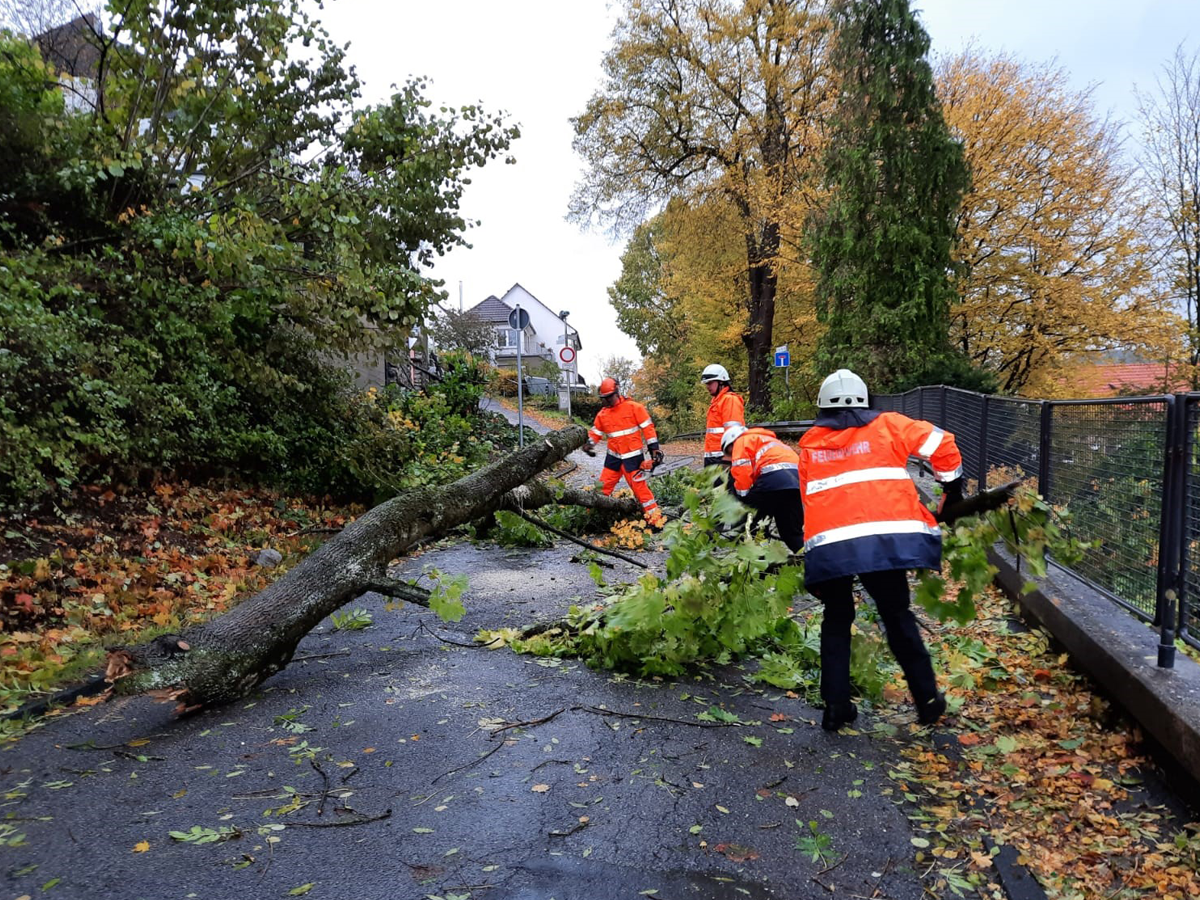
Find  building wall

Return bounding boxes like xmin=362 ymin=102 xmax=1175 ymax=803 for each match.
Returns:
xmin=499 ymin=285 xmax=581 ymax=386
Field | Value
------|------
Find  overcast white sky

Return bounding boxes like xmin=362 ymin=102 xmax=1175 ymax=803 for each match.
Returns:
xmin=319 ymin=1 xmax=1197 ymax=385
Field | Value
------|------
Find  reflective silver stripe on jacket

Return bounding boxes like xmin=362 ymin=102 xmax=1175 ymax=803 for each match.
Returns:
xmin=804 ymin=466 xmax=911 ymax=496
xmin=804 ymin=519 xmax=942 ymax=552
xmin=606 ymin=426 xmax=640 ymax=438
xmin=731 ymin=459 xmax=752 ymax=467
xmin=758 ymin=461 xmax=798 ymax=476
xmin=754 ymin=441 xmax=783 ymax=461
xmin=917 ymin=427 xmax=944 ymax=459
xmin=639 ymin=419 xmax=653 ymax=429
xmin=935 ymin=465 xmax=963 ymax=481
xmin=706 ymin=427 xmax=724 ymax=434
xmin=615 ymin=448 xmax=645 ymax=459
xmin=723 ymin=420 xmax=742 ymax=428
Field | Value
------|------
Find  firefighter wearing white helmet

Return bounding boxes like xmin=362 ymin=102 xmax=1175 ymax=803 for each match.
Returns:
xmin=719 ymin=423 xmax=804 ymax=552
xmin=798 ymin=369 xmax=964 ymax=732
xmin=817 ymin=368 xmax=869 ymax=408
xmin=701 ymin=363 xmax=744 ymax=466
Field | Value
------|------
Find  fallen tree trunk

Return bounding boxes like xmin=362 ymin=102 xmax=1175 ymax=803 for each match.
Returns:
xmin=106 ymin=426 xmax=602 ymax=706
xmin=496 ymin=480 xmax=640 ymax=516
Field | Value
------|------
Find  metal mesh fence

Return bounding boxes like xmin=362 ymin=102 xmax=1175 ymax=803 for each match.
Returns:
xmin=1185 ymin=398 xmax=1200 ymax=644
xmin=944 ymin=390 xmax=985 ymax=488
xmin=873 ymin=386 xmax=1192 ymax=646
xmin=1045 ymin=401 xmax=1168 ymax=620
xmin=985 ymin=398 xmax=1042 ymax=488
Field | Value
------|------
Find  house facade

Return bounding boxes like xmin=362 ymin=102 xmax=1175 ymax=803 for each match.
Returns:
xmin=464 ymin=284 xmax=586 ymax=390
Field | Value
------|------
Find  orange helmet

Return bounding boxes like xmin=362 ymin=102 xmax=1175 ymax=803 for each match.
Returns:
xmin=599 ymin=377 xmax=619 ymax=397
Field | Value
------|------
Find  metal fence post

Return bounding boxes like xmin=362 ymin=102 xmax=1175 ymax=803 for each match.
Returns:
xmin=940 ymin=386 xmax=948 ymax=428
xmin=1180 ymin=397 xmax=1194 ymax=644
xmin=1037 ymin=401 xmax=1053 ymax=499
xmin=1156 ymin=395 xmax=1186 ymax=664
xmin=979 ymin=395 xmax=990 ymax=491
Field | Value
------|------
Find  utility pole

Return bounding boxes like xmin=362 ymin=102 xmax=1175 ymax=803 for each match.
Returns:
xmin=458 ymin=280 xmax=463 ymax=313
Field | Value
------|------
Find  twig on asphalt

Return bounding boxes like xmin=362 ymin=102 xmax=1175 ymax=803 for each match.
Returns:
xmin=548 ymin=820 xmax=589 ymax=837
xmin=417 ymin=621 xmax=501 ymax=649
xmin=512 ymin=509 xmax=650 ymax=569
xmin=492 ymin=707 xmax=569 ymax=734
xmin=291 ymin=650 xmax=352 ymax=663
xmin=817 ymin=853 xmax=848 ymax=877
xmin=286 ymin=809 xmax=392 ymax=828
xmin=311 ymin=758 xmax=331 ymax=816
xmin=432 ymin=738 xmax=508 ymax=784
xmin=572 ymin=704 xmax=738 ymax=729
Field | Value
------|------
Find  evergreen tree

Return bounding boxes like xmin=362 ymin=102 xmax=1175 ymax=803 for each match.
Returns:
xmin=810 ymin=0 xmax=973 ymax=393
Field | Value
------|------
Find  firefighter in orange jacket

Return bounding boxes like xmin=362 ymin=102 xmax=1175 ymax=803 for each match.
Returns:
xmin=798 ymin=369 xmax=963 ymax=731
xmin=701 ymin=364 xmax=746 ymax=466
xmin=583 ymin=377 xmax=665 ymax=526
xmin=721 ymin=424 xmax=804 ymax=553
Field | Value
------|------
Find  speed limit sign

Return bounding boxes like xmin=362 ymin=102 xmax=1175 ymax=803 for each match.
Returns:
xmin=559 ymin=346 xmax=577 ymax=364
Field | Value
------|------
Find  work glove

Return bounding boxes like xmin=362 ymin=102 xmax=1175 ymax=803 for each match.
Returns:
xmin=936 ymin=477 xmax=964 ymax=516
xmin=582 ymin=441 xmax=596 ymax=457
xmin=651 ymin=449 xmax=665 ymax=467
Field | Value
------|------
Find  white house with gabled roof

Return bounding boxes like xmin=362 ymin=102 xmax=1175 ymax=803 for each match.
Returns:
xmin=463 ymin=283 xmax=586 ymax=389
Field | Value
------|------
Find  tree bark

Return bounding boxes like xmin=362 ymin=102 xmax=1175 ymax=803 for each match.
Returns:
xmin=105 ymin=425 xmax=622 ymax=707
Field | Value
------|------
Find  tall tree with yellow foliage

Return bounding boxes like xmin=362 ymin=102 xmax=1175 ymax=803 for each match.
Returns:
xmin=571 ymin=0 xmax=832 ymax=412
xmin=1136 ymin=44 xmax=1200 ymax=388
xmin=937 ymin=49 xmax=1175 ymax=395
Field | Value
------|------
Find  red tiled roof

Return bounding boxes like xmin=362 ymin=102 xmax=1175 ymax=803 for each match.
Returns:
xmin=1068 ymin=363 xmax=1190 ymax=397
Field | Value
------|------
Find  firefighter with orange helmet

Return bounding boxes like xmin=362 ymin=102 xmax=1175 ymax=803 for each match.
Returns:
xmin=798 ymin=369 xmax=963 ymax=732
xmin=701 ymin=364 xmax=745 ymax=466
xmin=582 ymin=377 xmax=665 ymax=526
xmin=720 ymin=424 xmax=804 ymax=553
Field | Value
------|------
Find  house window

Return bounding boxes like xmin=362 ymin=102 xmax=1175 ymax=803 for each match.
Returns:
xmin=496 ymin=327 xmax=521 ymax=350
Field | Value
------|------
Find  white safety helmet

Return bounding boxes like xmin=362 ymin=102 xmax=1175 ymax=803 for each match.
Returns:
xmin=817 ymin=369 xmax=869 ymax=409
xmin=721 ymin=423 xmax=747 ymax=452
xmin=701 ymin=364 xmax=731 ymax=384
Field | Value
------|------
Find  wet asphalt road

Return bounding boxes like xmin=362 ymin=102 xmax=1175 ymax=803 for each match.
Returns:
xmin=1 ymin=538 xmax=941 ymax=900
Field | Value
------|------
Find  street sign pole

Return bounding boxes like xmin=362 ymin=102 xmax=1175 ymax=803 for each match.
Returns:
xmin=515 ymin=304 xmax=524 ymax=448
xmin=774 ymin=345 xmax=791 ymax=399
xmin=562 ymin=313 xmax=572 ymax=420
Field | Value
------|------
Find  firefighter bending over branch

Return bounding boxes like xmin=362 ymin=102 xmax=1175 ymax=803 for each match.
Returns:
xmin=798 ymin=369 xmax=963 ymax=732
xmin=583 ymin=377 xmax=666 ymax=527
xmin=701 ymin=364 xmax=745 ymax=466
xmin=720 ymin=424 xmax=805 ymax=554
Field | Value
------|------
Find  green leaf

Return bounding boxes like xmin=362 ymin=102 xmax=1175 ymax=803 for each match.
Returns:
xmin=288 ymin=884 xmax=315 ymax=896
xmin=743 ymin=735 xmax=763 ymax=747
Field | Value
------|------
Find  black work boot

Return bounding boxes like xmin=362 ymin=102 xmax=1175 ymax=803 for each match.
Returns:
xmin=821 ymin=702 xmax=858 ymax=732
xmin=916 ymin=693 xmax=947 ymax=726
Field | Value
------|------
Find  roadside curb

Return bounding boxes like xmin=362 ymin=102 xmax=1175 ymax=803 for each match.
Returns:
xmin=2 ymin=673 xmax=108 ymax=722
xmin=988 ymin=543 xmax=1200 ymax=802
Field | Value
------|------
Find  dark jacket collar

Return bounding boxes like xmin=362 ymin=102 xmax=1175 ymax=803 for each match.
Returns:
xmin=814 ymin=407 xmax=883 ymax=430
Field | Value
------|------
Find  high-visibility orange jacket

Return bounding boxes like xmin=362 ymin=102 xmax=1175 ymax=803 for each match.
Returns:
xmin=704 ymin=387 xmax=745 ymax=464
xmin=798 ymin=409 xmax=963 ymax=585
xmin=589 ymin=397 xmax=660 ymax=472
xmin=729 ymin=428 xmax=799 ymax=496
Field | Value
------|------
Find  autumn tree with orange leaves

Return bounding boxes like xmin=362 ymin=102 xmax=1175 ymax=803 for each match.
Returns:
xmin=571 ymin=0 xmax=831 ymax=413
xmin=937 ymin=49 xmax=1179 ymax=396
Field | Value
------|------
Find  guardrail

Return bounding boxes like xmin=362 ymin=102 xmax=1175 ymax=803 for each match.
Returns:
xmin=875 ymin=386 xmax=1197 ymax=657
xmin=667 ymin=420 xmax=815 ymax=442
